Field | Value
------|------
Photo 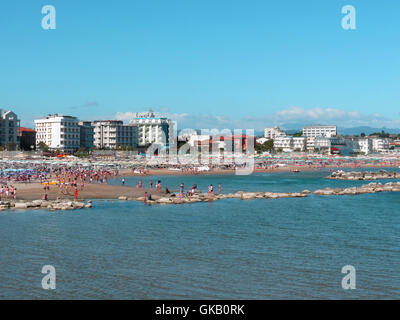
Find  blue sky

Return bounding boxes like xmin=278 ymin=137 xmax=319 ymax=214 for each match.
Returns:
xmin=0 ymin=0 xmax=399 ymax=130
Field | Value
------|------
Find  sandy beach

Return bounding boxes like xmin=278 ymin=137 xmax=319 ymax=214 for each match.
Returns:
xmin=5 ymin=163 xmax=399 ymax=201
xmin=13 ymin=182 xmax=159 ymax=201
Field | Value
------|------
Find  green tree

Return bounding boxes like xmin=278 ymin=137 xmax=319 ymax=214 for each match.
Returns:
xmin=37 ymin=141 xmax=49 ymax=152
xmin=255 ymin=139 xmax=274 ymax=153
xmin=74 ymin=146 xmax=88 ymax=157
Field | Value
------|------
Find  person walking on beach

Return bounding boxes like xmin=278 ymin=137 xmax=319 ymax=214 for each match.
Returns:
xmin=74 ymin=187 xmax=78 ymax=199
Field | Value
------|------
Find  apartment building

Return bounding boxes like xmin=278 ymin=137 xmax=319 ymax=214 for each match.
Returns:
xmin=93 ymin=120 xmax=138 ymax=149
xmin=129 ymin=111 xmax=172 ymax=147
xmin=0 ymin=108 xmax=20 ymax=147
xmin=302 ymin=125 xmax=337 ymax=138
xmin=292 ymin=137 xmax=306 ymax=151
xmin=357 ymin=138 xmax=373 ymax=154
xmin=372 ymin=138 xmax=391 ymax=153
xmin=34 ymin=114 xmax=80 ymax=152
xmin=78 ymin=121 xmax=94 ymax=150
xmin=17 ymin=127 xmax=36 ymax=150
xmin=264 ymin=127 xmax=285 ymax=140
xmin=274 ymin=137 xmax=294 ymax=152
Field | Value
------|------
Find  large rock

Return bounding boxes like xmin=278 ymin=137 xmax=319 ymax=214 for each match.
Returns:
xmin=241 ymin=192 xmax=257 ymax=200
xmin=72 ymin=202 xmax=85 ymax=209
xmin=314 ymin=188 xmax=340 ymax=196
xmin=157 ymin=198 xmax=173 ymax=204
xmin=14 ymin=203 xmax=28 ymax=209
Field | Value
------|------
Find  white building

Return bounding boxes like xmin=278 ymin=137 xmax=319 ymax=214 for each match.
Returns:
xmin=35 ymin=114 xmax=80 ymax=152
xmin=264 ymin=127 xmax=285 ymax=140
xmin=274 ymin=137 xmax=294 ymax=152
xmin=129 ymin=111 xmax=172 ymax=147
xmin=0 ymin=108 xmax=20 ymax=147
xmin=292 ymin=137 xmax=306 ymax=151
xmin=303 ymin=125 xmax=337 ymax=138
xmin=314 ymin=137 xmax=331 ymax=150
xmin=93 ymin=120 xmax=138 ymax=149
xmin=357 ymin=138 xmax=373 ymax=154
xmin=372 ymin=138 xmax=391 ymax=153
xmin=306 ymin=137 xmax=315 ymax=152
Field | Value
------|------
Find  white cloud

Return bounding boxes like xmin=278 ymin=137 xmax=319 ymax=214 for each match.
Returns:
xmin=114 ymin=107 xmax=400 ymax=131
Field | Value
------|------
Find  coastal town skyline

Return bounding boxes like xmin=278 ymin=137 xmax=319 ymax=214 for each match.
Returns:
xmin=3 ymin=106 xmax=400 ymax=132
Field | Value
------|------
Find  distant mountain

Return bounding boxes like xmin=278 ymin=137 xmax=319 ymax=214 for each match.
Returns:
xmin=337 ymin=126 xmax=400 ymax=136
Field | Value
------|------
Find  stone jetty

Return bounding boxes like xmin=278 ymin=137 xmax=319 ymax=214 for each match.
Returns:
xmin=3 ymin=181 xmax=400 ymax=210
xmin=314 ymin=181 xmax=400 ymax=196
xmin=0 ymin=199 xmax=92 ymax=211
xmin=328 ymin=170 xmax=400 ymax=180
xmin=115 ymin=181 xmax=400 ymax=205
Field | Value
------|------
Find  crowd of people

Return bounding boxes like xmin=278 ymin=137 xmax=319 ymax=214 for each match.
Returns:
xmin=0 ymin=185 xmax=17 ymax=200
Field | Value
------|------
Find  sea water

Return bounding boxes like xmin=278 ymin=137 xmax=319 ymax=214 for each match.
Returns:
xmin=1 ymin=170 xmax=399 ymax=299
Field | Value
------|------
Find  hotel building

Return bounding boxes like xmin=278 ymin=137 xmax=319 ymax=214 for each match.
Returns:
xmin=372 ymin=138 xmax=391 ymax=153
xmin=129 ymin=111 xmax=172 ymax=147
xmin=264 ymin=127 xmax=285 ymax=140
xmin=34 ymin=114 xmax=80 ymax=152
xmin=93 ymin=120 xmax=138 ymax=149
xmin=357 ymin=138 xmax=373 ymax=154
xmin=0 ymin=108 xmax=20 ymax=147
xmin=302 ymin=125 xmax=337 ymax=138
xmin=78 ymin=121 xmax=95 ymax=150
xmin=274 ymin=136 xmax=294 ymax=152
xmin=17 ymin=127 xmax=36 ymax=150
xmin=274 ymin=136 xmax=306 ymax=152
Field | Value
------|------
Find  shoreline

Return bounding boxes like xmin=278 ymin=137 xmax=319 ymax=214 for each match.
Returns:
xmin=119 ymin=163 xmax=400 ymax=177
xmin=8 ymin=164 xmax=399 ymax=202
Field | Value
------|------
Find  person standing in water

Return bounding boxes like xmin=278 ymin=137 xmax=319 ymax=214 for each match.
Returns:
xmin=218 ymin=183 xmax=221 ymax=193
xmin=122 ymin=178 xmax=125 ymax=185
